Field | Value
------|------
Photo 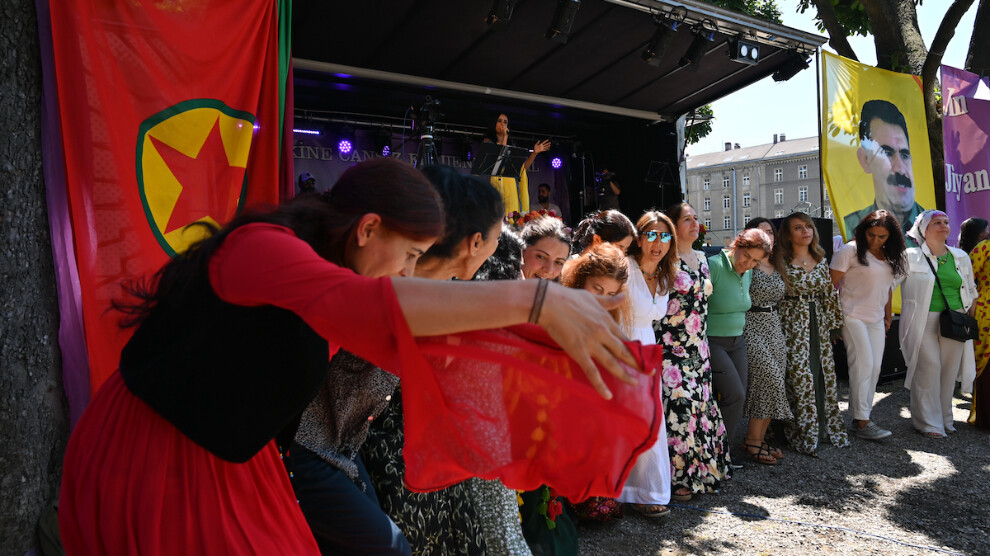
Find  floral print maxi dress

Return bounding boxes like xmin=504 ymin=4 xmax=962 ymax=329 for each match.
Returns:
xmin=778 ymin=260 xmax=850 ymax=455
xmin=654 ymin=251 xmax=731 ymax=494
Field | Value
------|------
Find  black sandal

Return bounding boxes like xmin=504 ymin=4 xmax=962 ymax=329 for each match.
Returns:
xmin=762 ymin=442 xmax=784 ymax=460
xmin=742 ymin=441 xmax=777 ymax=465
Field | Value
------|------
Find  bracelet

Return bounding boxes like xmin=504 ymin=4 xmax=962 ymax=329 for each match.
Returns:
xmin=528 ymin=278 xmax=549 ymax=324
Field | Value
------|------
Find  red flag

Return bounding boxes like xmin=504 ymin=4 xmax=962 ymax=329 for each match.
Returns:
xmin=404 ymin=325 xmax=664 ymax=502
xmin=48 ymin=0 xmax=286 ymax=393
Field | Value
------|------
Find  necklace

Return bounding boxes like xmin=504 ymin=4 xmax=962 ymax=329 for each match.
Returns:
xmin=642 ymin=267 xmax=659 ymax=280
xmin=937 ymin=252 xmax=951 ymax=265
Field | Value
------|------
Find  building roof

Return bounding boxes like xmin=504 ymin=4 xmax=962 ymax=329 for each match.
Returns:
xmin=686 ymin=136 xmax=819 ymax=170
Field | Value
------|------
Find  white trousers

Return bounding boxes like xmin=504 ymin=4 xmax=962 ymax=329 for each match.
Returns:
xmin=842 ymin=316 xmax=886 ymax=421
xmin=910 ymin=312 xmax=966 ymax=434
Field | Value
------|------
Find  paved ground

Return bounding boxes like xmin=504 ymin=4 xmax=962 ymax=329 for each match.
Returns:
xmin=577 ymin=380 xmax=990 ymax=555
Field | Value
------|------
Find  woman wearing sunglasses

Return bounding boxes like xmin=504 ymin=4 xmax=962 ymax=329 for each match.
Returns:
xmin=616 ymin=211 xmax=680 ymax=517
xmin=707 ymin=228 xmax=772 ymax=465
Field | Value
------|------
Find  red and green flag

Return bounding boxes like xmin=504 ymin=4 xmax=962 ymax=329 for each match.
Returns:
xmin=48 ymin=0 xmax=292 ymax=394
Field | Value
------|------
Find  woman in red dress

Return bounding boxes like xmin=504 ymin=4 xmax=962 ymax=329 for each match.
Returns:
xmin=59 ymin=158 xmax=645 ymax=555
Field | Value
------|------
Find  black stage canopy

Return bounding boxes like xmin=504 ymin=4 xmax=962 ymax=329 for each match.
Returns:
xmin=291 ymin=0 xmax=826 ymax=214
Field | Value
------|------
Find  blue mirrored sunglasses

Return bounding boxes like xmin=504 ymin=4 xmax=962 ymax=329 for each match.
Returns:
xmin=644 ymin=231 xmax=672 ymax=243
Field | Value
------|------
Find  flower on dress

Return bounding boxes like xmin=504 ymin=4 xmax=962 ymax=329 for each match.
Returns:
xmin=698 ymin=339 xmax=710 ymax=360
xmin=662 ymin=331 xmax=674 ymax=345
xmin=673 ymin=271 xmax=693 ymax=293
xmin=662 ymin=364 xmax=683 ymax=388
xmin=684 ymin=313 xmax=703 ymax=335
xmin=667 ymin=298 xmax=682 ymax=315
xmin=667 ymin=313 xmax=685 ymax=327
xmin=672 ymin=345 xmax=687 ymax=358
xmin=703 ymin=279 xmax=713 ymax=296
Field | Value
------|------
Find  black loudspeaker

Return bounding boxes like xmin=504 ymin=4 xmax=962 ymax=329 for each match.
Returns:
xmin=832 ymin=317 xmax=906 ymax=385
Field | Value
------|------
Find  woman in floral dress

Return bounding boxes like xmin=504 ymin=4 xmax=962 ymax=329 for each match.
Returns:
xmin=655 ymin=203 xmax=730 ymax=501
xmin=776 ymin=212 xmax=850 ymax=455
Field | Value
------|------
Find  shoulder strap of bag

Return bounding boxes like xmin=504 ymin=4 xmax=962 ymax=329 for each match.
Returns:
xmin=922 ymin=254 xmax=950 ymax=306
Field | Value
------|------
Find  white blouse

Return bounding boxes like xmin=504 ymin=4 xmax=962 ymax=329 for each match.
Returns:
xmin=626 ymin=257 xmax=669 ymax=346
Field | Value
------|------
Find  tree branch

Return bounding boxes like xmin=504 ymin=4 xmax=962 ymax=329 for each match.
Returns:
xmin=966 ymin=0 xmax=990 ymax=76
xmin=811 ymin=0 xmax=858 ymax=60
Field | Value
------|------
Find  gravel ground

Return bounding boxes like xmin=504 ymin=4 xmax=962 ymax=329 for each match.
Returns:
xmin=577 ymin=380 xmax=990 ymax=556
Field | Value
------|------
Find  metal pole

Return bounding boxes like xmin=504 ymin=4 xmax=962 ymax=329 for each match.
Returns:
xmin=815 ymin=49 xmax=826 ymax=216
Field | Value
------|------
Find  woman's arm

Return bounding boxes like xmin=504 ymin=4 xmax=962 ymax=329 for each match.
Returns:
xmin=829 ymin=269 xmax=844 ymax=289
xmin=521 ymin=140 xmax=551 ymax=172
xmin=392 ymin=278 xmax=641 ymax=399
xmin=884 ymin=289 xmax=893 ymax=331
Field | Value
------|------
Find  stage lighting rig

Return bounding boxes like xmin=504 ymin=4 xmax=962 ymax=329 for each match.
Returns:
xmin=728 ymin=37 xmax=760 ymax=65
xmin=375 ymin=128 xmax=393 ymax=157
xmin=679 ymin=23 xmax=716 ymax=68
xmin=772 ymin=51 xmax=811 ymax=82
xmin=641 ymin=16 xmax=679 ymax=67
xmin=486 ymin=0 xmax=516 ymax=24
xmin=337 ymin=125 xmax=355 ymax=155
xmin=546 ymin=0 xmax=581 ymax=44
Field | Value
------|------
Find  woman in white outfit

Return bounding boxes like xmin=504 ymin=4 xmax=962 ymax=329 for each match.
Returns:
xmin=830 ymin=210 xmax=906 ymax=440
xmin=899 ymin=210 xmax=978 ymax=438
xmin=616 ymin=210 xmax=679 ymax=517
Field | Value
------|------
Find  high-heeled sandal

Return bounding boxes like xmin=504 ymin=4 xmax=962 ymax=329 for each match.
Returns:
xmin=742 ymin=441 xmax=777 ymax=465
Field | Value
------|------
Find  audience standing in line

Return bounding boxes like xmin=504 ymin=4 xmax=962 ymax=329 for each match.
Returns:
xmin=900 ymin=210 xmax=978 ymax=438
xmin=616 ymin=211 xmax=679 ymax=517
xmin=741 ymin=218 xmax=791 ymax=464
xmin=708 ymin=228 xmax=772 ymax=463
xmin=656 ymin=203 xmax=730 ymax=501
xmin=829 ymin=210 xmax=906 ymax=441
xmin=777 ymin=212 xmax=850 ymax=456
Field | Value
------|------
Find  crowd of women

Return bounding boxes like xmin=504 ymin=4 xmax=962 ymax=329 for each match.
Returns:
xmin=56 ymin=156 xmax=989 ymax=555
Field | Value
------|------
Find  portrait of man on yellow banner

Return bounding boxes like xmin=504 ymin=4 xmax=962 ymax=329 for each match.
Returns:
xmin=821 ymin=51 xmax=936 ymax=242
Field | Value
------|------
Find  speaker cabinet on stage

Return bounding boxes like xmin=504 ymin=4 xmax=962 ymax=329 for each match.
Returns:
xmin=832 ymin=317 xmax=906 ymax=385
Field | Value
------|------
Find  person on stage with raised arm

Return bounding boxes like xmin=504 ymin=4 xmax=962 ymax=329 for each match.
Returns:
xmin=483 ymin=112 xmax=551 ymax=215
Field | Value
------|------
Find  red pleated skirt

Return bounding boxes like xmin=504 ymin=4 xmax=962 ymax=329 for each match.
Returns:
xmin=59 ymin=372 xmax=319 ymax=555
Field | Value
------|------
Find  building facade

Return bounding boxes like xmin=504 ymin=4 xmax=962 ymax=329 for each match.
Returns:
xmin=684 ymin=135 xmax=837 ymax=247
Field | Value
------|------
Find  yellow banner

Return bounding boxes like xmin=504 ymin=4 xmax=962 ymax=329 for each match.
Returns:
xmin=821 ymin=51 xmax=935 ymax=241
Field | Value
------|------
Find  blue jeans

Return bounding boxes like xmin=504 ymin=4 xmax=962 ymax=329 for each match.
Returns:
xmin=286 ymin=444 xmax=411 ymax=555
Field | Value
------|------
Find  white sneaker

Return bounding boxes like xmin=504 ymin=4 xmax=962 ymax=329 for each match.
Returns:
xmin=853 ymin=421 xmax=892 ymax=440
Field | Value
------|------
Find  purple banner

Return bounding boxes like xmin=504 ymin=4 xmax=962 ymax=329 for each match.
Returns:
xmin=942 ymin=65 xmax=990 ymax=244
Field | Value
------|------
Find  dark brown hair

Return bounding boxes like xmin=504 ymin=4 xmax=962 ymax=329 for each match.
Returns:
xmin=854 ymin=209 xmax=906 ymax=277
xmin=744 ymin=217 xmax=779 ymax=266
xmin=115 ymin=158 xmax=443 ymax=327
xmin=572 ymin=210 xmax=635 ymax=254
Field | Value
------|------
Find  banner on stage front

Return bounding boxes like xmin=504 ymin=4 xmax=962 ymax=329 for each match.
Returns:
xmin=48 ymin=0 xmax=290 ymax=394
xmin=942 ymin=65 xmax=990 ymax=237
xmin=821 ymin=52 xmax=935 ymax=241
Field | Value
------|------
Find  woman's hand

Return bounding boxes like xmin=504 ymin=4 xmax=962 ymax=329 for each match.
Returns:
xmin=884 ymin=313 xmax=893 ymax=332
xmin=533 ymin=139 xmax=551 ymax=154
xmin=536 ymin=284 xmax=643 ymax=400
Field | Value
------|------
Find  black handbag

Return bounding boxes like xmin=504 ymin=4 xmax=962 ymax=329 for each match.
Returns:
xmin=923 ymin=254 xmax=979 ymax=342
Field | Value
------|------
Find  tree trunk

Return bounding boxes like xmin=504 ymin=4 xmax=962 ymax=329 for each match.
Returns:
xmin=861 ymin=0 xmax=927 ymax=74
xmin=0 ymin=0 xmax=69 ymax=554
xmin=811 ymin=0 xmax=860 ymax=61
xmin=966 ymin=0 xmax=990 ymax=76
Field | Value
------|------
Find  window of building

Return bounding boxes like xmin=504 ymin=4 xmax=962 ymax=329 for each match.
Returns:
xmin=775 ymin=210 xmax=784 ymax=218
xmin=704 ymin=218 xmax=711 ymax=229
xmin=799 ymin=165 xmax=808 ymax=179
xmin=723 ymin=176 xmax=730 ymax=188
xmin=703 ymin=178 xmax=710 ymax=190
xmin=742 ymin=174 xmax=750 ymax=186
xmin=799 ymin=186 xmax=808 ymax=202
xmin=723 ymin=195 xmax=731 ymax=209
xmin=724 ymin=216 xmax=731 ymax=229
xmin=774 ymin=168 xmax=782 ymax=182
xmin=774 ymin=188 xmax=783 ymax=204
xmin=744 ymin=214 xmax=751 ymax=225
xmin=704 ymin=197 xmax=711 ymax=211
xmin=743 ymin=193 xmax=751 ymax=208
